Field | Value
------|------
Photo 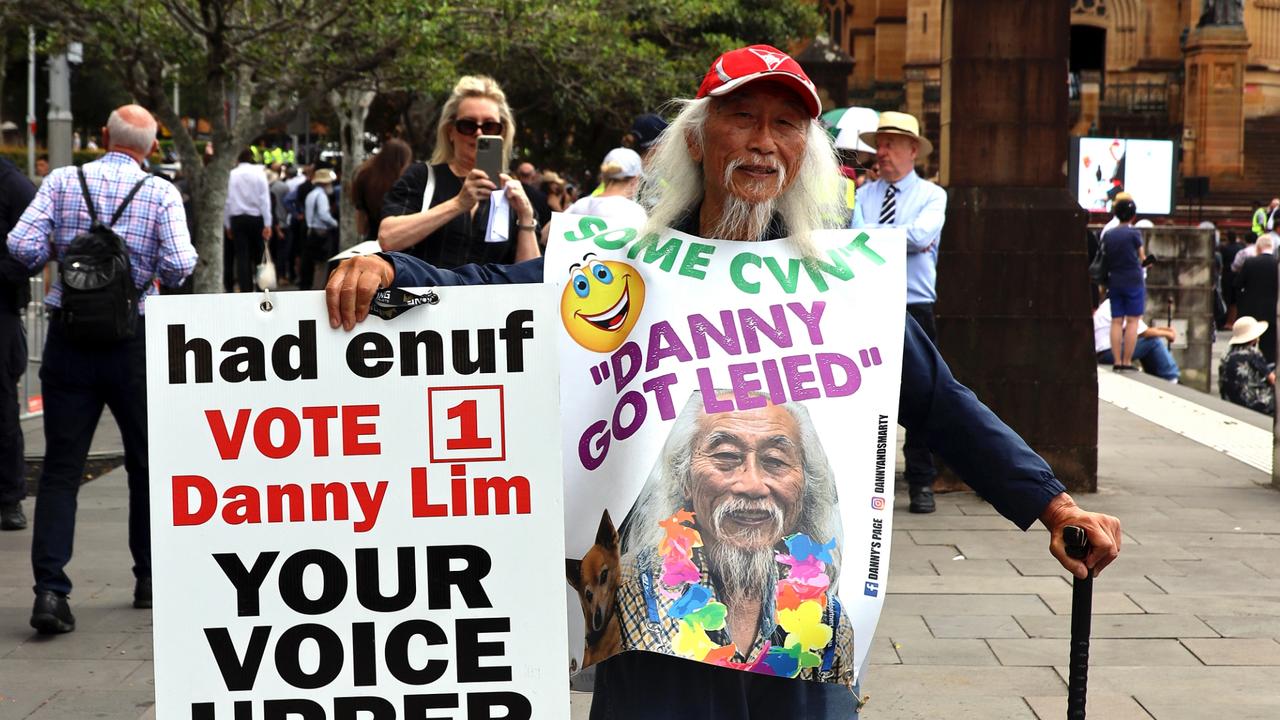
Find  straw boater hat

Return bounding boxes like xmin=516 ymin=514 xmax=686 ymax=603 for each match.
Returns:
xmin=312 ymin=168 xmax=337 ymax=185
xmin=858 ymin=111 xmax=933 ymax=158
xmin=1230 ymin=316 xmax=1269 ymax=345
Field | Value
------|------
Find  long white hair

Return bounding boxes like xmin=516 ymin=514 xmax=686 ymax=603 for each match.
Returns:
xmin=638 ymin=97 xmax=847 ymax=257
xmin=620 ymin=391 xmax=844 ymax=594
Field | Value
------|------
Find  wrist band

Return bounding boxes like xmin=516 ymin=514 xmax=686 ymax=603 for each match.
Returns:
xmin=517 ymin=223 xmax=537 ymax=231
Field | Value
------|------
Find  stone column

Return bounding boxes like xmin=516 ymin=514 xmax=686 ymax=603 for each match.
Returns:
xmin=937 ymin=0 xmax=1097 ymax=491
xmin=1182 ymin=24 xmax=1250 ymax=180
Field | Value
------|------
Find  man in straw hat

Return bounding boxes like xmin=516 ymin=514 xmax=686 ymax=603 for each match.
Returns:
xmin=325 ymin=43 xmax=1121 ymax=718
xmin=299 ymin=168 xmax=339 ymax=291
xmin=1219 ymin=316 xmax=1275 ymax=415
xmin=851 ymin=111 xmax=947 ymax=513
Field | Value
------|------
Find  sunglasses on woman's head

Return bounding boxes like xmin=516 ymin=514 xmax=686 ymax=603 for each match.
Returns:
xmin=453 ymin=119 xmax=504 ymax=136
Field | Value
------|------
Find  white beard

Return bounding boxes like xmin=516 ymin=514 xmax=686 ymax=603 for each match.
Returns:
xmin=706 ymin=496 xmax=784 ymax=601
xmin=708 ymin=156 xmax=786 ymax=241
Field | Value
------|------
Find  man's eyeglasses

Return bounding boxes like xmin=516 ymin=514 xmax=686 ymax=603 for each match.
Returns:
xmin=453 ymin=119 xmax=504 ymax=136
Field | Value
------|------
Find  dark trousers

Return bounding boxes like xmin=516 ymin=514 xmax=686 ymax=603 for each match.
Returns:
xmin=591 ymin=652 xmax=860 ymax=719
xmin=904 ymin=302 xmax=937 ymax=490
xmin=0 ymin=312 xmax=25 ymax=506
xmin=229 ymin=214 xmax=265 ymax=292
xmin=273 ymin=224 xmax=294 ymax=283
xmin=290 ymin=215 xmax=308 ymax=282
xmin=297 ymin=228 xmax=331 ymax=291
xmin=31 ymin=317 xmax=150 ymax=596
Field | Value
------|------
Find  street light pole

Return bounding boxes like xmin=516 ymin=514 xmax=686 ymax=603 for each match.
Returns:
xmin=26 ymin=26 xmax=35 ymax=178
xmin=47 ymin=51 xmax=73 ymax=169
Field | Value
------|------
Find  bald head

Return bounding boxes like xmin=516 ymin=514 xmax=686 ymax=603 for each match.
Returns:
xmin=105 ymin=104 xmax=158 ymax=157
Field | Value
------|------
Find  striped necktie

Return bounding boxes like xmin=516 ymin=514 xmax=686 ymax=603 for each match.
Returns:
xmin=879 ymin=183 xmax=897 ymax=225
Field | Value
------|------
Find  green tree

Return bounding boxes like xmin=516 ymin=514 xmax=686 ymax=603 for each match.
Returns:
xmin=14 ymin=0 xmax=820 ymax=286
xmin=392 ymin=0 xmax=821 ymax=173
xmin=20 ymin=0 xmax=420 ymax=291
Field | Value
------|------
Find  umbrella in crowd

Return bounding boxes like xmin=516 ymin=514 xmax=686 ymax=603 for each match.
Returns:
xmin=820 ymin=106 xmax=879 ymax=153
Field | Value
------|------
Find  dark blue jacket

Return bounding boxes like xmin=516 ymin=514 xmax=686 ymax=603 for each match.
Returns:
xmin=0 ymin=158 xmax=37 ymax=312
xmin=383 ymin=250 xmax=1065 ymax=531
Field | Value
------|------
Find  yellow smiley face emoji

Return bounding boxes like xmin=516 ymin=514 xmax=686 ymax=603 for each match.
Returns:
xmin=560 ymin=257 xmax=646 ymax=353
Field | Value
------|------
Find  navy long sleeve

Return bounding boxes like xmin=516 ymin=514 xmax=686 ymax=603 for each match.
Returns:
xmin=382 ymin=252 xmax=1065 ymax=530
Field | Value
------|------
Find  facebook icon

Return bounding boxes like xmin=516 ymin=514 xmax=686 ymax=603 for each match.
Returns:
xmin=864 ymin=581 xmax=879 ymax=597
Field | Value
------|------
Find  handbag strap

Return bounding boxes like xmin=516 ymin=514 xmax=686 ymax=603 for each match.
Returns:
xmin=421 ymin=163 xmax=436 ymax=210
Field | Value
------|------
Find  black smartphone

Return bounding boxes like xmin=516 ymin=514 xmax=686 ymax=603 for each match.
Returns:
xmin=1142 ymin=254 xmax=1157 ymax=268
xmin=475 ymin=135 xmax=505 ymax=184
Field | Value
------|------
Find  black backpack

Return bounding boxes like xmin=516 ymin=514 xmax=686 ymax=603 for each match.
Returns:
xmin=1088 ymin=229 xmax=1107 ymax=286
xmin=59 ymin=167 xmax=150 ymax=344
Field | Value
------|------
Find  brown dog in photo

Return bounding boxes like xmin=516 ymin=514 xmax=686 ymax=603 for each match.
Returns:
xmin=566 ymin=509 xmax=622 ymax=667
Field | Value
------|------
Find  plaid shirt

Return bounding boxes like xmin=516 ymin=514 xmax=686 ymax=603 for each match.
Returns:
xmin=6 ymin=152 xmax=197 ymax=314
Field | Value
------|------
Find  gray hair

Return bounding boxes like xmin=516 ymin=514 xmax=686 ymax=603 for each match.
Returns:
xmin=620 ymin=391 xmax=843 ymax=584
xmin=106 ymin=106 xmax=157 ymax=153
xmin=637 ymin=97 xmax=847 ymax=258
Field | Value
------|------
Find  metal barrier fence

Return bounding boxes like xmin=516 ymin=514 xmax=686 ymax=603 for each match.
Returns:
xmin=19 ymin=274 xmax=46 ymax=420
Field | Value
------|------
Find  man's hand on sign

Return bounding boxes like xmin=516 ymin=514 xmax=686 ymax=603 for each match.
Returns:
xmin=456 ymin=169 xmax=498 ymax=212
xmin=1039 ymin=492 xmax=1121 ymax=579
xmin=326 ymin=255 xmax=395 ymax=331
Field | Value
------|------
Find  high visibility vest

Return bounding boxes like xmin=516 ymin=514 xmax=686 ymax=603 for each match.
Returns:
xmin=250 ymin=145 xmax=262 ymax=163
xmin=845 ymin=177 xmax=857 ymax=212
xmin=1253 ymin=207 xmax=1268 ymax=236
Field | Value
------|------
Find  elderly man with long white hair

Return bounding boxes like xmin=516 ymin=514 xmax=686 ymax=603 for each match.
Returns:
xmin=325 ymin=44 xmax=1121 ymax=719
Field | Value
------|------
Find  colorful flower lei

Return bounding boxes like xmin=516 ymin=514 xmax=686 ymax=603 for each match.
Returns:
xmin=656 ymin=509 xmax=838 ymax=677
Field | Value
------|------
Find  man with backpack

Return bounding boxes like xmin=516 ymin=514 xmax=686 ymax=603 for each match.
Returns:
xmin=6 ymin=104 xmax=198 ymax=634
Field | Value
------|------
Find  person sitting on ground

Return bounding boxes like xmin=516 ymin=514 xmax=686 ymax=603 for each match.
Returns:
xmin=1219 ymin=316 xmax=1276 ymax=416
xmin=565 ymin=148 xmax=647 ymax=228
xmin=1102 ymin=196 xmax=1145 ymax=371
xmin=1092 ymin=298 xmax=1180 ymax=382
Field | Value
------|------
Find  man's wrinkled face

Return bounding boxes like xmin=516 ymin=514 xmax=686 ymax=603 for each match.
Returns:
xmin=875 ymin=134 xmax=918 ymax=183
xmin=688 ymin=402 xmax=805 ymax=551
xmin=692 ymin=83 xmax=809 ymax=205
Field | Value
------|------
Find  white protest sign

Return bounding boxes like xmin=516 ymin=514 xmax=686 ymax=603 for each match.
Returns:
xmin=146 ymin=287 xmax=567 ymax=719
xmin=547 ymin=215 xmax=905 ymax=689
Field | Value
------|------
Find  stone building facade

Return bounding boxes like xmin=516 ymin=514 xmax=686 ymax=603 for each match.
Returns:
xmin=811 ymin=0 xmax=1280 ymax=196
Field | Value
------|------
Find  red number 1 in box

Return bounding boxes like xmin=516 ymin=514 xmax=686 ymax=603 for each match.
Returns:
xmin=428 ymin=386 xmax=507 ymax=463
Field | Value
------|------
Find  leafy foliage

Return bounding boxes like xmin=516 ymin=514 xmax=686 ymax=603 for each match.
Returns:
xmin=7 ymin=0 xmax=820 ymax=287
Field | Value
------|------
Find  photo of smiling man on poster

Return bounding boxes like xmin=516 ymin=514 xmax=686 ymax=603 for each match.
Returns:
xmin=618 ymin=390 xmax=853 ymax=685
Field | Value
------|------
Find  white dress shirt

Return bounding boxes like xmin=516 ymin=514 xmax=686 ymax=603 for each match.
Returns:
xmin=851 ymin=169 xmax=947 ymax=304
xmin=223 ymin=162 xmax=272 ymax=227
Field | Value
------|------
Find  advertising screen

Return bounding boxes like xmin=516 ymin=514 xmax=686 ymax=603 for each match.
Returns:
xmin=1071 ymin=137 xmax=1176 ymax=215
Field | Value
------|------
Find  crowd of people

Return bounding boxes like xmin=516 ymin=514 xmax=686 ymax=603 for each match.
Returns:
xmin=0 ymin=43 xmax=1128 ymax=720
xmin=1087 ymin=192 xmax=1279 ymax=416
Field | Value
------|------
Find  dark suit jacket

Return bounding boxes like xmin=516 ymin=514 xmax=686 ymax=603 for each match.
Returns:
xmin=1235 ymin=252 xmax=1278 ymax=323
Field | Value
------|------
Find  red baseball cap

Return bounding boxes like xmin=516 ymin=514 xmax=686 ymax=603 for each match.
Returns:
xmin=696 ymin=45 xmax=822 ymax=118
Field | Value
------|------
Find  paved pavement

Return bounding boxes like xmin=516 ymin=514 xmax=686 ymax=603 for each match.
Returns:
xmin=1 ymin=372 xmax=1278 ymax=719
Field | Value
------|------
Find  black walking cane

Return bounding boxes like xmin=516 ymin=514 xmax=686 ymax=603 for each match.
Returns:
xmin=1064 ymin=525 xmax=1092 ymax=720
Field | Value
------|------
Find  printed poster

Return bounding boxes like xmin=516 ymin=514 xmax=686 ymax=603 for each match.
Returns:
xmin=547 ymin=215 xmax=906 ymax=689
xmin=145 ymin=287 xmax=567 ymax=719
